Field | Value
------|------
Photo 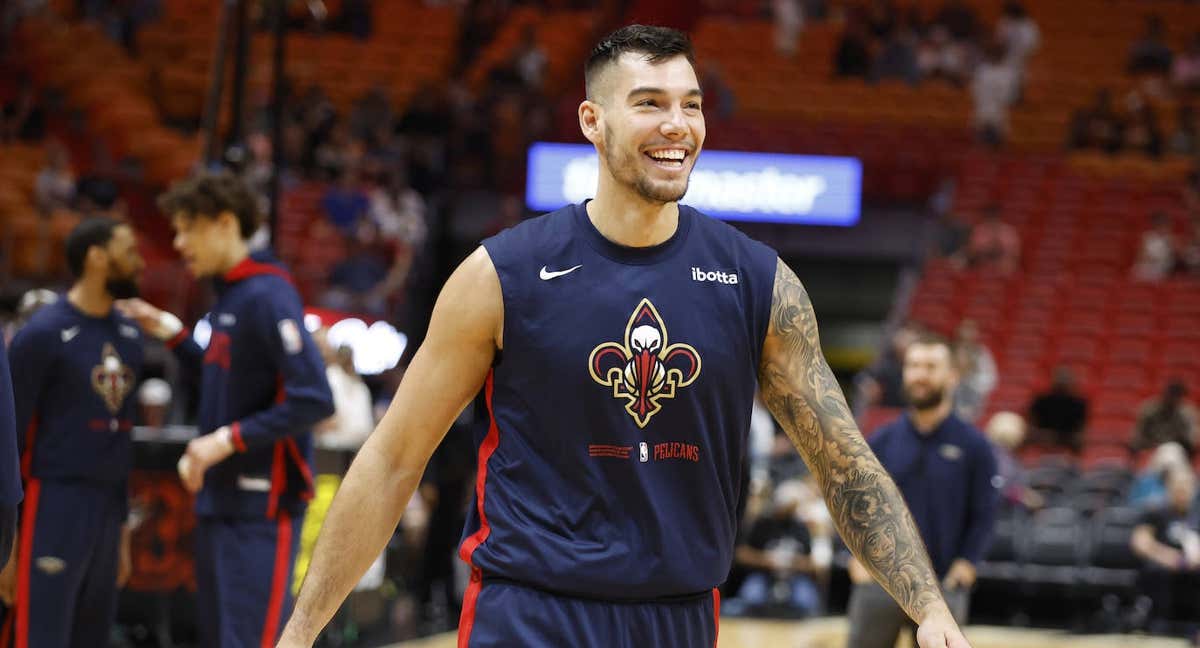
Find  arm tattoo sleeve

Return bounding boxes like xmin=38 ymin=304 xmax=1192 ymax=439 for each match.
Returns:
xmin=757 ymin=258 xmax=943 ymax=621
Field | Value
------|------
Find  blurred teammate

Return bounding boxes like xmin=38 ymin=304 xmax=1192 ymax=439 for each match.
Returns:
xmin=0 ymin=338 xmax=19 ymax=571
xmin=846 ymin=334 xmax=999 ymax=648
xmin=121 ymin=172 xmax=334 ymax=647
xmin=280 ymin=25 xmax=970 ymax=648
xmin=0 ymin=217 xmax=144 ymax=647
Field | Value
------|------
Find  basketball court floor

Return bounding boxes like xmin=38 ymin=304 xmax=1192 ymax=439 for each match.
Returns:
xmin=391 ymin=617 xmax=1191 ymax=647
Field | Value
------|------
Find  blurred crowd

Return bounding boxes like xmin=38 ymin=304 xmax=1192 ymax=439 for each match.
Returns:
xmin=1068 ymin=16 xmax=1200 ymax=159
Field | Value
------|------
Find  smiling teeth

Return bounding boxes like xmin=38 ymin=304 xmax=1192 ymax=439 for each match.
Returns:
xmin=649 ymin=150 xmax=685 ymax=160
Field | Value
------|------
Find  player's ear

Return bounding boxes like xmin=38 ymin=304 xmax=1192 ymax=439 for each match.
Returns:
xmin=579 ymin=99 xmax=602 ymax=146
xmin=216 ymin=210 xmax=240 ymax=237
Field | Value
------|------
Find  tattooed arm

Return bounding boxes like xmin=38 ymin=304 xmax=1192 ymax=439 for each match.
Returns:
xmin=758 ymin=259 xmax=964 ymax=643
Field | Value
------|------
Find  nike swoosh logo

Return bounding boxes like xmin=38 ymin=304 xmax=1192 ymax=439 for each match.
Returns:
xmin=61 ymin=327 xmax=80 ymax=343
xmin=539 ymin=265 xmax=582 ymax=280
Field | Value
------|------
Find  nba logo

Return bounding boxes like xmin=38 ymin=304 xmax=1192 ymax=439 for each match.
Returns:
xmin=639 ymin=442 xmax=649 ymax=463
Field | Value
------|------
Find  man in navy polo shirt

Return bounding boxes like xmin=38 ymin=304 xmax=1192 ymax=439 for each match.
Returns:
xmin=846 ymin=333 xmax=1000 ymax=648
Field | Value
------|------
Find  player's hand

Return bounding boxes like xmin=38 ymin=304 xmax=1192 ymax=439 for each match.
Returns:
xmin=942 ymin=559 xmax=977 ymax=590
xmin=117 ymin=525 xmax=133 ymax=587
xmin=114 ymin=298 xmax=183 ymax=342
xmin=177 ymin=427 xmax=236 ymax=494
xmin=916 ymin=605 xmax=971 ymax=648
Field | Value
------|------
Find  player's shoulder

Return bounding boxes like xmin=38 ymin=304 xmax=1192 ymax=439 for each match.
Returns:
xmin=14 ymin=300 xmax=71 ymax=337
xmin=683 ymin=204 xmax=777 ymax=259
xmin=947 ymin=415 xmax=994 ymax=455
xmin=483 ymin=204 xmax=574 ymax=250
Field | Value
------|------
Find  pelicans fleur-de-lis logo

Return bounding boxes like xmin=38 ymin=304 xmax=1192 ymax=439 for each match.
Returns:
xmin=588 ymin=299 xmax=701 ymax=428
xmin=92 ymin=343 xmax=134 ymax=415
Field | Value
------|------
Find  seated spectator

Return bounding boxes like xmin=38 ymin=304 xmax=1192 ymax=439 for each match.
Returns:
xmin=1179 ymin=217 xmax=1200 ymax=277
xmin=1130 ymin=442 xmax=1191 ymax=508
xmin=1132 ymin=380 xmax=1199 ymax=456
xmin=864 ymin=0 xmax=896 ymax=40
xmin=321 ymin=169 xmax=369 ymax=234
xmin=1067 ymin=89 xmax=1124 ymax=153
xmin=995 ymin=1 xmax=1039 ymax=86
xmin=726 ymin=480 xmax=821 ymax=618
xmin=1028 ymin=366 xmax=1089 ymax=453
xmin=323 ymin=223 xmax=390 ymax=314
xmin=1169 ymin=103 xmax=1198 ymax=156
xmin=1124 ymin=104 xmax=1164 ymax=158
xmin=0 ymin=81 xmax=44 ymax=142
xmin=513 ymin=25 xmax=547 ymax=91
xmin=972 ymin=40 xmax=1020 ymax=146
xmin=985 ymin=411 xmax=1044 ymax=511
xmin=933 ymin=0 xmax=978 ymax=43
xmin=1130 ymin=468 xmax=1200 ymax=636
xmin=34 ymin=140 xmax=75 ymax=215
xmin=858 ymin=322 xmax=920 ymax=409
xmin=773 ymin=0 xmax=803 ymax=58
xmin=871 ymin=27 xmax=920 ymax=85
xmin=1173 ymin=32 xmax=1200 ymax=93
xmin=833 ymin=19 xmax=872 ymax=79
xmin=1129 ymin=15 xmax=1174 ymax=76
xmin=953 ymin=318 xmax=997 ymax=423
xmin=918 ymin=25 xmax=975 ymax=87
xmin=701 ymin=65 xmax=737 ymax=122
xmin=1133 ymin=211 xmax=1178 ymax=281
xmin=965 ymin=205 xmax=1021 ymax=274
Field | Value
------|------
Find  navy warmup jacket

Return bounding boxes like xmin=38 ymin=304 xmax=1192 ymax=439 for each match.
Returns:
xmin=168 ymin=252 xmax=334 ymax=519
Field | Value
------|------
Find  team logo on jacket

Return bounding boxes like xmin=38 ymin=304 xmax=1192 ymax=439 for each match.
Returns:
xmin=588 ymin=299 xmax=701 ymax=428
xmin=92 ymin=343 xmax=134 ymax=415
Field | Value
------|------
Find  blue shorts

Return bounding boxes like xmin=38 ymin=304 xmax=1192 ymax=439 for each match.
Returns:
xmin=3 ymin=479 xmax=125 ymax=648
xmin=458 ymin=570 xmax=720 ymax=648
xmin=193 ymin=511 xmax=301 ymax=648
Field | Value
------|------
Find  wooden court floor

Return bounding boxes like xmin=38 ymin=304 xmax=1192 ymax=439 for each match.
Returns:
xmin=391 ymin=617 xmax=1191 ymax=648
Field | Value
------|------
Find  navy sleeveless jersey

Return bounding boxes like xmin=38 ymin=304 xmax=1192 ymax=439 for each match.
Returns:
xmin=462 ymin=201 xmax=778 ymax=600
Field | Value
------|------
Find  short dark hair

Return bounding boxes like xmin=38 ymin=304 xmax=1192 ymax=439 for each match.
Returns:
xmin=157 ymin=170 xmax=262 ymax=239
xmin=585 ymin=24 xmax=695 ymax=100
xmin=65 ymin=217 xmax=121 ymax=278
xmin=908 ymin=332 xmax=956 ymax=359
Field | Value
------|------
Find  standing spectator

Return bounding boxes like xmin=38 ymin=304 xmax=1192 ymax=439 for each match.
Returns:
xmin=1172 ymin=32 xmax=1200 ymax=93
xmin=1133 ymin=380 xmax=1200 ymax=456
xmin=965 ymin=206 xmax=1021 ymax=274
xmin=34 ymin=140 xmax=75 ymax=215
xmin=1129 ymin=15 xmax=1174 ymax=76
xmin=1130 ymin=442 xmax=1191 ymax=508
xmin=1130 ymin=468 xmax=1200 ymax=636
xmin=1028 ymin=366 xmax=1089 ymax=453
xmin=1133 ymin=211 xmax=1179 ymax=281
xmin=985 ymin=411 xmax=1044 ymax=511
xmin=995 ymin=1 xmax=1039 ymax=88
xmin=953 ymin=318 xmax=997 ymax=423
xmin=727 ymin=480 xmax=821 ymax=618
xmin=971 ymin=41 xmax=1020 ymax=146
xmin=918 ymin=25 xmax=974 ymax=87
xmin=846 ymin=334 xmax=1000 ymax=648
xmin=834 ymin=19 xmax=872 ymax=79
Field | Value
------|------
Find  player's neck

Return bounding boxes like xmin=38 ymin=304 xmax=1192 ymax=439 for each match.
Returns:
xmin=909 ymin=400 xmax=953 ymax=435
xmin=67 ymin=280 xmax=113 ymax=318
xmin=587 ymin=185 xmax=679 ymax=248
xmin=216 ymin=240 xmax=251 ymax=276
